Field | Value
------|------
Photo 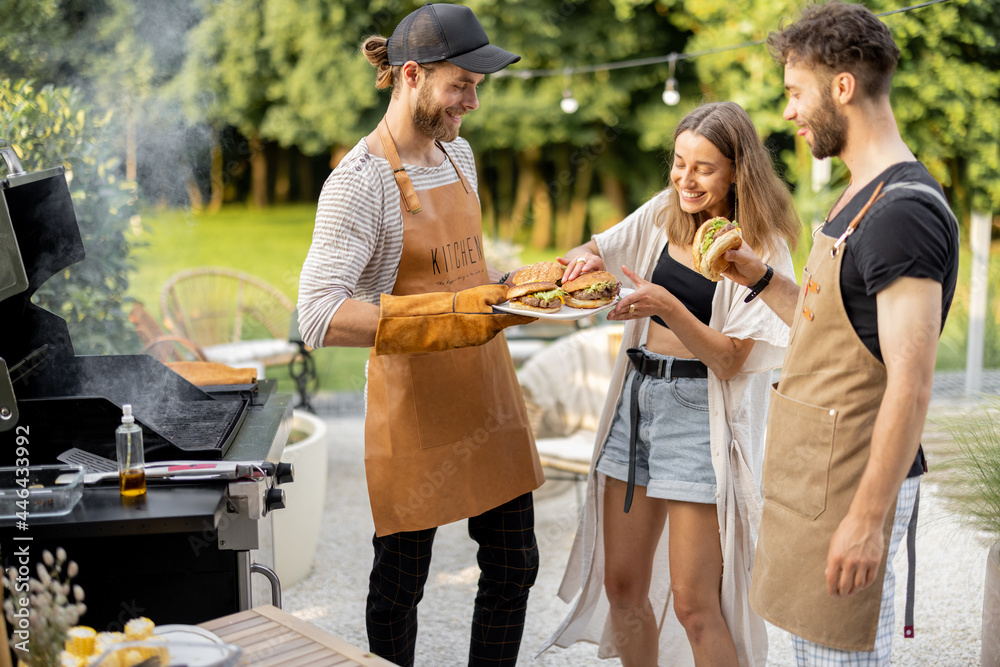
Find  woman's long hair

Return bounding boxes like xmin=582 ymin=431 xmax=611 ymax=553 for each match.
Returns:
xmin=657 ymin=102 xmax=800 ymax=254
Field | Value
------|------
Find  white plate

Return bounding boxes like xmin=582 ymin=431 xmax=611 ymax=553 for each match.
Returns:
xmin=91 ymin=625 xmax=241 ymax=667
xmin=156 ymin=625 xmax=225 ymax=644
xmin=494 ymin=288 xmax=634 ymax=321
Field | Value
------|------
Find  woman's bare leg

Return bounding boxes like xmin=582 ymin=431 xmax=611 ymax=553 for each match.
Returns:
xmin=603 ymin=477 xmax=669 ymax=667
xmin=667 ymin=501 xmax=738 ymax=666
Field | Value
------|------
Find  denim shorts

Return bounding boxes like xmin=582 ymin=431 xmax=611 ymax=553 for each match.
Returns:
xmin=595 ymin=348 xmax=716 ymax=504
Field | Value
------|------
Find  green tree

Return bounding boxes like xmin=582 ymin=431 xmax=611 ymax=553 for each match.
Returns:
xmin=668 ymin=0 xmax=1000 ymax=226
xmin=175 ymin=0 xmax=278 ymax=208
xmin=0 ymin=79 xmax=139 ymax=355
xmin=887 ymin=0 xmax=1000 ymax=220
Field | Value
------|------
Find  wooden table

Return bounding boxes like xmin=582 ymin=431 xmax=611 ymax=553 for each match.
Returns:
xmin=200 ymin=605 xmax=395 ymax=666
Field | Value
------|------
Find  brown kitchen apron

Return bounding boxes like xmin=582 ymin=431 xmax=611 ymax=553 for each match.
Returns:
xmin=750 ymin=184 xmax=896 ymax=651
xmin=364 ymin=119 xmax=543 ymax=537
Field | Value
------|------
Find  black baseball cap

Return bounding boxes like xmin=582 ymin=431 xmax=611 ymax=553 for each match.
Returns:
xmin=386 ymin=3 xmax=520 ymax=74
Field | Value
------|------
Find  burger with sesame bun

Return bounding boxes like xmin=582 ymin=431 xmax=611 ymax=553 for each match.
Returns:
xmin=512 ymin=261 xmax=565 ymax=286
xmin=506 ymin=282 xmax=565 ymax=313
xmin=561 ymin=271 xmax=621 ymax=309
xmin=691 ymin=216 xmax=743 ymax=281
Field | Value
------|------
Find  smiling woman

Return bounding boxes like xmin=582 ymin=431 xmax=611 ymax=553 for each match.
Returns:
xmin=542 ymin=101 xmax=802 ymax=666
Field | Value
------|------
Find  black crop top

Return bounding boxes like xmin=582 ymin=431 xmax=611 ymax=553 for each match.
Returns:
xmin=649 ymin=242 xmax=717 ymax=328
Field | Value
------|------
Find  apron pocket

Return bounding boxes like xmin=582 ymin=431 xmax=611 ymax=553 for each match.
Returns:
xmin=408 ymin=346 xmax=487 ymax=449
xmin=763 ymin=387 xmax=837 ymax=520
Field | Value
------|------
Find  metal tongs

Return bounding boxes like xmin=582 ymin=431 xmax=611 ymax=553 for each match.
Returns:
xmin=79 ymin=460 xmax=271 ymax=485
xmin=56 ymin=448 xmax=279 ymax=485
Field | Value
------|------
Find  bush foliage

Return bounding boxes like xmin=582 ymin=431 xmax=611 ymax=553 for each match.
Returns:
xmin=1 ymin=79 xmax=139 ymax=354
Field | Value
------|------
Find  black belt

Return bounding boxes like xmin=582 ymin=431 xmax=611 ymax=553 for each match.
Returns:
xmin=622 ymin=348 xmax=708 ymax=513
xmin=625 ymin=348 xmax=708 ymax=380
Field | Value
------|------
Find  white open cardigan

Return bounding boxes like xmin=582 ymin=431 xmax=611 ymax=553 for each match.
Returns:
xmin=538 ymin=191 xmax=795 ymax=666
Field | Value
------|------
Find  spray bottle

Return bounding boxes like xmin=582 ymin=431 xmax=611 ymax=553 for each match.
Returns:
xmin=116 ymin=404 xmax=146 ymax=496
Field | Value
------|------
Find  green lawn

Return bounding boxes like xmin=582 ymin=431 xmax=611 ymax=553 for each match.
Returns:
xmin=128 ymin=203 xmax=319 ymax=323
xmin=127 ymin=204 xmax=998 ymax=395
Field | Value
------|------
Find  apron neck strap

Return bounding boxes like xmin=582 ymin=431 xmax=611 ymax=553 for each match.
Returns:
xmin=831 ymin=180 xmax=885 ymax=257
xmin=377 ymin=118 xmax=423 ymax=215
xmin=437 ymin=140 xmax=473 ymax=194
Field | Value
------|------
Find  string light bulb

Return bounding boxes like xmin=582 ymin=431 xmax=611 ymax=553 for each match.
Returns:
xmin=561 ymin=88 xmax=579 ymax=114
xmin=662 ymin=54 xmax=680 ymax=106
xmin=560 ymin=71 xmax=578 ymax=113
xmin=662 ymin=78 xmax=680 ymax=106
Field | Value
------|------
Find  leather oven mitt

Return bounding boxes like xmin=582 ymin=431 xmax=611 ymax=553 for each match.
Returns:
xmin=374 ymin=284 xmax=536 ymax=356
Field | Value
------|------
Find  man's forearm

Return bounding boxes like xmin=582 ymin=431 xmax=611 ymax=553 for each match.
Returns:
xmin=322 ymin=298 xmax=381 ymax=347
xmin=757 ymin=272 xmax=800 ymax=327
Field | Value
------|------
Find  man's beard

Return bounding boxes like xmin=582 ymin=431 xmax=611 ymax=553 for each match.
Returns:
xmin=805 ymin=93 xmax=848 ymax=159
xmin=412 ymin=83 xmax=462 ymax=143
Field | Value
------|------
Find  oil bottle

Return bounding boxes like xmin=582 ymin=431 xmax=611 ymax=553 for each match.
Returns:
xmin=116 ymin=404 xmax=146 ymax=496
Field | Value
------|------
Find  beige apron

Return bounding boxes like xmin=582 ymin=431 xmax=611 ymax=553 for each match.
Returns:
xmin=364 ymin=119 xmax=543 ymax=537
xmin=750 ymin=184 xmax=895 ymax=651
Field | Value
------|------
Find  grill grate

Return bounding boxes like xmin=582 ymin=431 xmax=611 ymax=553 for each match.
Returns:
xmin=134 ymin=398 xmax=247 ymax=452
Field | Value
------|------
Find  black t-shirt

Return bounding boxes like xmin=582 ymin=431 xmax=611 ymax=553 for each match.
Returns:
xmin=820 ymin=161 xmax=959 ymax=477
xmin=649 ymin=242 xmax=717 ymax=328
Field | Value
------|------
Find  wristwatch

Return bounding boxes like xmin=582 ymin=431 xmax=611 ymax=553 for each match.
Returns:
xmin=744 ymin=264 xmax=774 ymax=303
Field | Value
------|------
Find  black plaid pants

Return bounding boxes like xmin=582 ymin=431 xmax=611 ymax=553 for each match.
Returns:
xmin=366 ymin=492 xmax=538 ymax=667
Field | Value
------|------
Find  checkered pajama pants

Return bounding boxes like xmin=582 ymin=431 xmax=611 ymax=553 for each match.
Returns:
xmin=791 ymin=476 xmax=921 ymax=666
xmin=365 ymin=492 xmax=539 ymax=667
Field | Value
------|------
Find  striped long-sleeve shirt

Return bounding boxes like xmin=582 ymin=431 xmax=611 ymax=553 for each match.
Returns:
xmin=296 ymin=136 xmax=479 ymax=349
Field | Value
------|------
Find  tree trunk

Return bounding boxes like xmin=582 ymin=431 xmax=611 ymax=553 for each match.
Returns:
xmin=495 ymin=149 xmax=516 ymax=240
xmin=509 ymin=147 xmax=540 ymax=241
xmin=274 ymin=146 xmax=292 ymax=204
xmin=208 ymin=130 xmax=224 ymax=213
xmin=249 ymin=134 xmax=268 ymax=208
xmin=560 ymin=159 xmax=594 ymax=249
xmin=182 ymin=160 xmax=204 ymax=211
xmin=551 ymin=144 xmax=573 ymax=251
xmin=125 ymin=108 xmax=141 ymax=232
xmin=597 ymin=169 xmax=628 ymax=232
xmin=126 ymin=110 xmax=137 ymax=183
xmin=528 ymin=181 xmax=553 ymax=250
xmin=299 ymin=152 xmax=314 ymax=202
xmin=479 ymin=176 xmax=496 ymax=239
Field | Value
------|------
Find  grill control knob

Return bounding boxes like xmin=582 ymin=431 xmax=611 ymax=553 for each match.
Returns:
xmin=275 ymin=462 xmax=294 ymax=485
xmin=265 ymin=488 xmax=286 ymax=514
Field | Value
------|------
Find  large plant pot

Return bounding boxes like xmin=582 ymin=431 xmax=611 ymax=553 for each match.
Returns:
xmin=273 ymin=409 xmax=329 ymax=588
xmin=985 ymin=542 xmax=1000 ymax=667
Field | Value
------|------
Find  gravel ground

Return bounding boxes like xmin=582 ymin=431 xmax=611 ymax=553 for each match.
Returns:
xmin=282 ymin=391 xmax=991 ymax=666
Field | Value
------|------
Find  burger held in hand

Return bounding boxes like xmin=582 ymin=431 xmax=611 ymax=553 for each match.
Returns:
xmin=560 ymin=270 xmax=621 ymax=309
xmin=506 ymin=282 xmax=565 ymax=313
xmin=692 ymin=216 xmax=743 ymax=281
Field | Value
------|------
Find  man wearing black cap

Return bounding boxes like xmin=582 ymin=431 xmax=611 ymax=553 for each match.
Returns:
xmin=297 ymin=4 xmax=544 ymax=666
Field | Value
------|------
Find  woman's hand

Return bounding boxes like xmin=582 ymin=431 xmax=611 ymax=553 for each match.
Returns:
xmin=559 ymin=251 xmax=606 ymax=284
xmin=607 ymin=266 xmax=677 ymax=322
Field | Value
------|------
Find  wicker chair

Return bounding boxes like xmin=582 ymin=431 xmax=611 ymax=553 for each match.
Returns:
xmin=129 ymin=301 xmax=208 ymax=363
xmin=160 ymin=267 xmax=299 ymax=374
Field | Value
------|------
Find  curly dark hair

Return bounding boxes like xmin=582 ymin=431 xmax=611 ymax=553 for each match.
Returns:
xmin=767 ymin=1 xmax=899 ymax=99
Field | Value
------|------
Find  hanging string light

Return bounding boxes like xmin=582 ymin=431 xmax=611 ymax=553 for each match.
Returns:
xmin=560 ymin=71 xmax=579 ymax=114
xmin=662 ymin=54 xmax=680 ymax=106
xmin=493 ymin=0 xmax=949 ymax=84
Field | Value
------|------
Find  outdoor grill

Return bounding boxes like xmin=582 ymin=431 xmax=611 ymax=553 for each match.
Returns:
xmin=0 ymin=143 xmax=294 ymax=624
